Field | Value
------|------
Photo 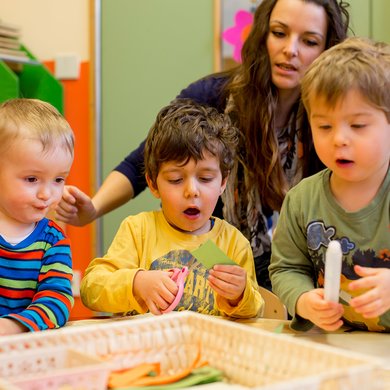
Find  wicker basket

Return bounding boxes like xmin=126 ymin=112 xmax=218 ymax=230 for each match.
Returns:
xmin=0 ymin=347 xmax=110 ymax=390
xmin=0 ymin=312 xmax=387 ymax=389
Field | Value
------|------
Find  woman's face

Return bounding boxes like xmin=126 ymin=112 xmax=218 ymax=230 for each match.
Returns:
xmin=266 ymin=0 xmax=327 ymax=96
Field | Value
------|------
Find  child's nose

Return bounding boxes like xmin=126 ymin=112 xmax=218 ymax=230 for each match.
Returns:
xmin=37 ymin=185 xmax=51 ymax=201
xmin=333 ymin=126 xmax=349 ymax=146
xmin=184 ymin=179 xmax=200 ymax=198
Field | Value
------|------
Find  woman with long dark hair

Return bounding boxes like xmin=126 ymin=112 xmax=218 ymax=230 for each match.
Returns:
xmin=56 ymin=0 xmax=350 ymax=289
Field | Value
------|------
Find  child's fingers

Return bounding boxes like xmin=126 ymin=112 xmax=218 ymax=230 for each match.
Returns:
xmin=349 ymin=288 xmax=375 ymax=308
xmin=354 ymin=264 xmax=377 ymax=277
xmin=349 ymin=289 xmax=387 ymax=317
xmin=360 ymin=305 xmax=384 ymax=318
xmin=166 ymin=276 xmax=180 ymax=295
xmin=348 ymin=272 xmax=378 ymax=292
xmin=207 ymin=277 xmax=227 ymax=295
xmin=209 ymin=270 xmax=238 ymax=285
xmin=312 ymin=305 xmax=344 ymax=331
xmin=145 ymin=299 xmax=162 ymax=315
xmin=212 ymin=264 xmax=244 ymax=275
xmin=159 ymin=285 xmax=177 ymax=305
xmin=317 ymin=318 xmax=344 ymax=332
xmin=351 ymin=301 xmax=384 ymax=318
xmin=148 ymin=277 xmax=178 ymax=310
xmin=208 ymin=270 xmax=243 ymax=291
xmin=208 ymin=274 xmax=243 ymax=300
xmin=208 ymin=275 xmax=227 ymax=290
xmin=145 ymin=289 xmax=174 ymax=314
xmin=210 ymin=266 xmax=246 ymax=284
xmin=318 ymin=308 xmax=343 ymax=323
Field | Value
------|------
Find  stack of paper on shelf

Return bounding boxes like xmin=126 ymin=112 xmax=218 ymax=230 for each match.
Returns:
xmin=0 ymin=19 xmax=30 ymax=67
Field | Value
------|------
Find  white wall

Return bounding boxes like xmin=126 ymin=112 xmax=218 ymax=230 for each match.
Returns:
xmin=0 ymin=0 xmax=89 ymax=61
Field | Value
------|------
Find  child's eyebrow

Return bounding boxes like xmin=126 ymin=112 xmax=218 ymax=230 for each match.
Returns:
xmin=160 ymin=166 xmax=220 ymax=174
xmin=197 ymin=167 xmax=220 ymax=173
xmin=160 ymin=167 xmax=183 ymax=174
xmin=311 ymin=112 xmax=374 ymax=119
xmin=311 ymin=113 xmax=329 ymax=119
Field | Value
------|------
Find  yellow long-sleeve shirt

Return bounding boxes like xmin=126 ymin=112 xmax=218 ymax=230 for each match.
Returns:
xmin=81 ymin=210 xmax=263 ymax=318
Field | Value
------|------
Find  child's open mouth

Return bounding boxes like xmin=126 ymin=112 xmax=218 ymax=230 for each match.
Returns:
xmin=336 ymin=158 xmax=353 ymax=166
xmin=184 ymin=207 xmax=200 ymax=216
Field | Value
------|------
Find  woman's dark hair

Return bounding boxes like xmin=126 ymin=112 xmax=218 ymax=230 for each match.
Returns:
xmin=224 ymin=0 xmax=350 ymax=211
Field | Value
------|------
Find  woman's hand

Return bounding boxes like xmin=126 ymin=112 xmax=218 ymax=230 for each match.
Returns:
xmin=55 ymin=185 xmax=97 ymax=226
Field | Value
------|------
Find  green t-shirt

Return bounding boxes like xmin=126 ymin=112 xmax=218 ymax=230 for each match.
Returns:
xmin=270 ymin=168 xmax=390 ymax=332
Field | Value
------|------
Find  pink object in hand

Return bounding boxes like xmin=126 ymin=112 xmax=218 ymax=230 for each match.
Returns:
xmin=162 ymin=267 xmax=188 ymax=314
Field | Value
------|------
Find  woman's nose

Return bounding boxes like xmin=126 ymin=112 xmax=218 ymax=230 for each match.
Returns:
xmin=283 ymin=37 xmax=298 ymax=58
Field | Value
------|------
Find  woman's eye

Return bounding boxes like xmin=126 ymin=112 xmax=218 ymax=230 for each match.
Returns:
xmin=271 ymin=30 xmax=285 ymax=38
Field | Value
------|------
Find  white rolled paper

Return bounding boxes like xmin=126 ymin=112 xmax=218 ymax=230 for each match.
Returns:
xmin=324 ymin=240 xmax=343 ymax=302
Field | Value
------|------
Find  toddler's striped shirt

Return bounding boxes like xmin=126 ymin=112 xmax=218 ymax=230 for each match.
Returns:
xmin=0 ymin=218 xmax=74 ymax=331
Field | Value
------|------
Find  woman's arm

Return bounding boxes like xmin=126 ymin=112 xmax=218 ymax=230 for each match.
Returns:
xmin=93 ymin=170 xmax=135 ymax=217
xmin=57 ymin=75 xmax=229 ymax=226
xmin=56 ymin=171 xmax=134 ymax=226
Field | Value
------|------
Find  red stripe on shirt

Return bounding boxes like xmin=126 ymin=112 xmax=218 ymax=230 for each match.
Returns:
xmin=0 ymin=248 xmax=44 ymax=259
xmin=34 ymin=291 xmax=73 ymax=311
xmin=29 ymin=306 xmax=55 ymax=328
xmin=11 ymin=314 xmax=40 ymax=331
xmin=0 ymin=287 xmax=35 ymax=299
xmin=39 ymin=271 xmax=72 ymax=282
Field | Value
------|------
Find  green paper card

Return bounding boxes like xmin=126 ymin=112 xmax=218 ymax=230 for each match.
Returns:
xmin=191 ymin=239 xmax=236 ymax=269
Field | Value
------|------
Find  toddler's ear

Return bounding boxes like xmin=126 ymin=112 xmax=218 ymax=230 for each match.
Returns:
xmin=146 ymin=174 xmax=161 ymax=199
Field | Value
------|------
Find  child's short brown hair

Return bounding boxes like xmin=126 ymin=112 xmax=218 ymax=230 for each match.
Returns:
xmin=0 ymin=98 xmax=74 ymax=156
xmin=301 ymin=37 xmax=390 ymax=122
xmin=144 ymin=99 xmax=239 ymax=186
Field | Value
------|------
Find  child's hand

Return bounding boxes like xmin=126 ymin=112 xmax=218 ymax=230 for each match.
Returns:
xmin=133 ymin=270 xmax=179 ymax=315
xmin=296 ymin=289 xmax=344 ymax=331
xmin=348 ymin=265 xmax=390 ymax=318
xmin=0 ymin=318 xmax=27 ymax=335
xmin=208 ymin=265 xmax=246 ymax=304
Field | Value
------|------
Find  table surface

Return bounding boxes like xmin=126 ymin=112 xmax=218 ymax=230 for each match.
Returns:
xmin=231 ymin=317 xmax=390 ymax=364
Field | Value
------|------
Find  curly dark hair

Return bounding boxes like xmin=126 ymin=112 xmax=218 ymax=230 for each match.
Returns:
xmin=144 ymin=99 xmax=239 ymax=186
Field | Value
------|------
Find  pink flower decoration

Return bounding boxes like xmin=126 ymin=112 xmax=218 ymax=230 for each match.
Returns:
xmin=222 ymin=10 xmax=254 ymax=63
